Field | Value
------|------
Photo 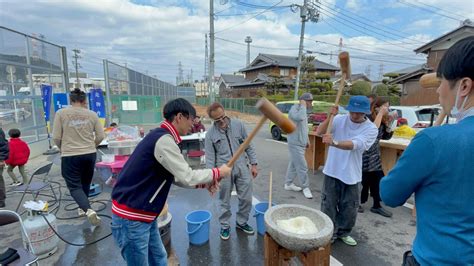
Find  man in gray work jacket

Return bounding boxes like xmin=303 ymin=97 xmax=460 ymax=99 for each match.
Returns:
xmin=284 ymin=92 xmax=313 ymax=199
xmin=205 ymin=102 xmax=258 ymax=240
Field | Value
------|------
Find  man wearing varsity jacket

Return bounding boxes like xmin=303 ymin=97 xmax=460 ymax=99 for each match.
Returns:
xmin=111 ymin=98 xmax=231 ymax=266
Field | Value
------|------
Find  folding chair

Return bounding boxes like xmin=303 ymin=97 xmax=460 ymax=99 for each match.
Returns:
xmin=0 ymin=210 xmax=38 ymax=265
xmin=13 ymin=162 xmax=55 ymax=212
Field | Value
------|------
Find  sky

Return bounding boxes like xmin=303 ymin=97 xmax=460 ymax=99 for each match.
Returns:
xmin=0 ymin=0 xmax=473 ymax=84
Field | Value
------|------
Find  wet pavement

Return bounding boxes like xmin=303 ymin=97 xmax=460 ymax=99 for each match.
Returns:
xmin=0 ymin=121 xmax=417 ymax=265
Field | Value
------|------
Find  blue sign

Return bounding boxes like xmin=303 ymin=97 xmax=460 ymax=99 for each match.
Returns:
xmin=40 ymin=84 xmax=52 ymax=122
xmin=53 ymin=93 xmax=68 ymax=112
xmin=89 ymin=88 xmax=106 ymax=119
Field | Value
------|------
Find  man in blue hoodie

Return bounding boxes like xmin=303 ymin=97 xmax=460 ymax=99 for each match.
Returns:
xmin=111 ymin=98 xmax=231 ymax=265
xmin=380 ymin=36 xmax=474 ymax=265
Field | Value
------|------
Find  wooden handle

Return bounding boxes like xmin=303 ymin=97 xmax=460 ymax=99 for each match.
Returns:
xmin=268 ymin=171 xmax=273 ymax=209
xmin=326 ymin=72 xmax=347 ymax=134
xmin=434 ymin=109 xmax=447 ymax=126
xmin=227 ymin=116 xmax=267 ymax=167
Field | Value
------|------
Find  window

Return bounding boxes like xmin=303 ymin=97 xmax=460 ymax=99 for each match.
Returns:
xmin=280 ymin=68 xmax=290 ymax=76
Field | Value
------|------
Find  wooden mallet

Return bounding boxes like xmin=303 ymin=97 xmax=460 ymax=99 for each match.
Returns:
xmin=325 ymin=51 xmax=351 ymax=134
xmin=226 ymin=98 xmax=296 ymax=167
xmin=419 ymin=73 xmax=446 ymax=126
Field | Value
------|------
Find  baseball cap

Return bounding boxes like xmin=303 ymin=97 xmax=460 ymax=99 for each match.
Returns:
xmin=345 ymin=95 xmax=371 ymax=114
xmin=299 ymin=92 xmax=313 ymax=101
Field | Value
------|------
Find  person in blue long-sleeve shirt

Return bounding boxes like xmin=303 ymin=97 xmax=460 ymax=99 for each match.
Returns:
xmin=380 ymin=36 xmax=474 ymax=265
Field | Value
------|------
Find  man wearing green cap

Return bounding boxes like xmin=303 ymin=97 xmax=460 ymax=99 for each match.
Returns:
xmin=316 ymin=95 xmax=378 ymax=246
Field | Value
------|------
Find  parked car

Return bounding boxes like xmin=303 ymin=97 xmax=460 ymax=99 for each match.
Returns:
xmin=390 ymin=105 xmax=455 ymax=131
xmin=269 ymin=100 xmax=348 ymax=140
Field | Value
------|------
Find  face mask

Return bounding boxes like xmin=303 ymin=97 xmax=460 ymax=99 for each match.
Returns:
xmin=451 ymin=82 xmax=470 ymax=122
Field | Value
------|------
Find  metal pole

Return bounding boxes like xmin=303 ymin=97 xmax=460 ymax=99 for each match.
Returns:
xmin=294 ymin=0 xmax=308 ymax=100
xmin=209 ymin=0 xmax=215 ymax=103
xmin=103 ymin=59 xmax=113 ymax=124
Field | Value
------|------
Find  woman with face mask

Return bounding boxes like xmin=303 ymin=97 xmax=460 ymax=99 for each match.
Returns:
xmin=380 ymin=36 xmax=474 ymax=265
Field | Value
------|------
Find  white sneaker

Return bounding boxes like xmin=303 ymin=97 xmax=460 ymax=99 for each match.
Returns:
xmin=303 ymin=188 xmax=313 ymax=199
xmin=86 ymin=209 xmax=101 ymax=226
xmin=284 ymin=183 xmax=302 ymax=192
xmin=78 ymin=208 xmax=86 ymax=217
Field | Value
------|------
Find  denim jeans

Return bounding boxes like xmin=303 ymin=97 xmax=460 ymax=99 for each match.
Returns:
xmin=111 ymin=214 xmax=167 ymax=266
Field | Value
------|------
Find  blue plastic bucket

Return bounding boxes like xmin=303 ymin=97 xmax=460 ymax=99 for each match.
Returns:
xmin=254 ymin=202 xmax=275 ymax=235
xmin=185 ymin=210 xmax=212 ymax=245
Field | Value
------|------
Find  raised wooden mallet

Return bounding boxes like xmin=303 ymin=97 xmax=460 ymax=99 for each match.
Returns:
xmin=226 ymin=98 xmax=296 ymax=167
xmin=419 ymin=72 xmax=446 ymax=126
xmin=325 ymin=51 xmax=351 ymax=134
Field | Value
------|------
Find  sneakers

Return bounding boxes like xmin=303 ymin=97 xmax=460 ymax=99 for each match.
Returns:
xmin=302 ymin=188 xmax=313 ymax=199
xmin=86 ymin=209 xmax=101 ymax=226
xmin=78 ymin=208 xmax=86 ymax=217
xmin=220 ymin=228 xmax=230 ymax=240
xmin=370 ymin=207 xmax=393 ymax=218
xmin=9 ymin=181 xmax=22 ymax=187
xmin=358 ymin=205 xmax=364 ymax=213
xmin=236 ymin=223 xmax=255 ymax=235
xmin=284 ymin=183 xmax=302 ymax=192
xmin=339 ymin=235 xmax=357 ymax=246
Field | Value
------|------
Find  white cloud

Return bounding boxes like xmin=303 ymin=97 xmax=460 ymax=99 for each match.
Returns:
xmin=345 ymin=0 xmax=360 ymax=11
xmin=411 ymin=19 xmax=433 ymax=28
xmin=383 ymin=18 xmax=398 ymax=24
xmin=0 ymin=0 xmax=439 ymax=84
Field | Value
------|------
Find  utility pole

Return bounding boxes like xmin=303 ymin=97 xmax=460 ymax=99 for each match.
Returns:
xmin=365 ymin=65 xmax=372 ymax=80
xmin=209 ymin=0 xmax=215 ymax=103
xmin=204 ymin=34 xmax=209 ymax=83
xmin=293 ymin=0 xmax=320 ymax=100
xmin=245 ymin=36 xmax=252 ymax=67
xmin=378 ymin=63 xmax=384 ymax=81
xmin=72 ymin=49 xmax=81 ymax=89
xmin=178 ymin=61 xmax=183 ymax=85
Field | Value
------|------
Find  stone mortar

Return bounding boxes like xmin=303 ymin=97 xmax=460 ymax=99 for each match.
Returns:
xmin=264 ymin=204 xmax=334 ymax=252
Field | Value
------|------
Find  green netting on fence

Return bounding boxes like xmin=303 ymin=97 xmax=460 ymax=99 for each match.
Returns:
xmin=110 ymin=95 xmax=162 ymax=125
xmin=196 ymin=95 xmax=400 ymax=115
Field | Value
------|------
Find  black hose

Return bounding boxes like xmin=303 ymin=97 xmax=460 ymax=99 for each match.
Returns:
xmin=41 ymin=214 xmax=112 ymax=247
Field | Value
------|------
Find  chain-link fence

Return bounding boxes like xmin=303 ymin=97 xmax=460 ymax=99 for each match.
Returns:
xmin=110 ymin=95 xmax=162 ymax=125
xmin=196 ymin=97 xmax=260 ymax=115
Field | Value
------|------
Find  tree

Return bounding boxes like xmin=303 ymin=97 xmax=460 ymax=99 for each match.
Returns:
xmin=265 ymin=75 xmax=285 ymax=95
xmin=350 ymin=80 xmax=371 ymax=96
xmin=373 ymin=84 xmax=389 ymax=96
xmin=314 ymin=72 xmax=331 ymax=82
xmin=301 ymin=55 xmax=316 ymax=75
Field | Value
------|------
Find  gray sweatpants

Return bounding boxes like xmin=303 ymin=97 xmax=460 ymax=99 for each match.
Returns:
xmin=320 ymin=175 xmax=360 ymax=238
xmin=285 ymin=144 xmax=309 ymax=188
xmin=219 ymin=166 xmax=253 ymax=229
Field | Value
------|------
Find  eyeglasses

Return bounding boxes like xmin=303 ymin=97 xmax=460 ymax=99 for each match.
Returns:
xmin=212 ymin=115 xmax=229 ymax=125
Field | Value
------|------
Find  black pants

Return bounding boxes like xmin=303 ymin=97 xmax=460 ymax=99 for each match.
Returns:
xmin=61 ymin=153 xmax=96 ymax=211
xmin=361 ymin=170 xmax=384 ymax=208
xmin=402 ymin=251 xmax=420 ymax=266
xmin=0 ymin=165 xmax=5 ymax=204
xmin=321 ymin=175 xmax=360 ymax=238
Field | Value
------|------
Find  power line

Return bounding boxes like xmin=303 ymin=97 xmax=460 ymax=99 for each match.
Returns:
xmin=305 ymin=49 xmax=420 ymax=66
xmin=318 ymin=1 xmax=425 ymax=44
xmin=395 ymin=0 xmax=460 ymax=21
xmin=216 ymin=36 xmax=298 ymax=50
xmin=304 ymin=37 xmax=425 ymax=62
xmin=318 ymin=6 xmax=422 ymax=46
xmin=215 ymin=0 xmax=285 ymax=34
xmin=234 ymin=1 xmax=292 ymax=10
xmin=410 ymin=0 xmax=467 ymax=18
xmin=320 ymin=18 xmax=417 ymax=52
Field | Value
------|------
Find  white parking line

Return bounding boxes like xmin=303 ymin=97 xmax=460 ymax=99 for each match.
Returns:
xmin=265 ymin=139 xmax=288 ymax=145
xmin=230 ymin=191 xmax=343 ymax=265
